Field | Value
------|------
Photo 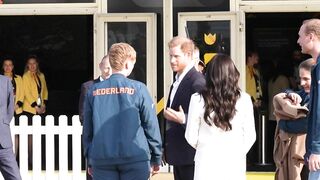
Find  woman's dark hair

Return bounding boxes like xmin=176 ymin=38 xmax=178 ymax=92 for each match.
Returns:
xmin=246 ymin=51 xmax=258 ymax=63
xmin=201 ymin=54 xmax=241 ymax=131
xmin=1 ymin=57 xmax=16 ymax=76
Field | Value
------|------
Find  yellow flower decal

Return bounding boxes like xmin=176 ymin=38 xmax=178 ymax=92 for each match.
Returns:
xmin=204 ymin=53 xmax=217 ymax=64
xmin=204 ymin=33 xmax=216 ymax=45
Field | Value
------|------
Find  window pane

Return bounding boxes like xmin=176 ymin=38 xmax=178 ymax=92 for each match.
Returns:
xmin=174 ymin=0 xmax=229 ymax=11
xmin=108 ymin=0 xmax=162 ymax=13
xmin=107 ymin=22 xmax=147 ymax=84
xmin=0 ymin=15 xmax=93 ymax=116
xmin=2 ymin=0 xmax=94 ymax=3
xmin=187 ymin=20 xmax=230 ymax=63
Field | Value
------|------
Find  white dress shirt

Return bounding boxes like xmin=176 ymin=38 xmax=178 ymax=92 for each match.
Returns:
xmin=169 ymin=63 xmax=194 ymax=108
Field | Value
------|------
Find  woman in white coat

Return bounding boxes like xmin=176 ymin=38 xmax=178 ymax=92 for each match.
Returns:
xmin=185 ymin=54 xmax=256 ymax=180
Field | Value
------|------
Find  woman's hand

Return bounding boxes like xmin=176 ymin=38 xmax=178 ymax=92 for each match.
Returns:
xmin=286 ymin=92 xmax=302 ymax=105
xmin=35 ymin=105 xmax=46 ymax=114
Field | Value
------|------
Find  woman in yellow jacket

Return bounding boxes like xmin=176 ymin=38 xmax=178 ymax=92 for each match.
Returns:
xmin=1 ymin=57 xmax=24 ymax=115
xmin=22 ymin=55 xmax=48 ymax=167
xmin=22 ymin=55 xmax=48 ymax=116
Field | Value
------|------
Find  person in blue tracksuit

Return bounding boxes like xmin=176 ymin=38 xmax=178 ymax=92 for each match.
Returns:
xmin=82 ymin=42 xmax=162 ymax=180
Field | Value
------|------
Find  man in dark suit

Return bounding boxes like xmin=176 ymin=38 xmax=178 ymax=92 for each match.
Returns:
xmin=0 ymin=75 xmax=21 ymax=180
xmin=79 ymin=55 xmax=111 ymax=124
xmin=164 ymin=36 xmax=205 ymax=180
xmin=78 ymin=55 xmax=111 ymax=179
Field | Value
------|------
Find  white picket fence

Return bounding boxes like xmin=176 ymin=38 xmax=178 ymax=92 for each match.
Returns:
xmin=0 ymin=115 xmax=170 ymax=180
xmin=0 ymin=115 xmax=84 ymax=180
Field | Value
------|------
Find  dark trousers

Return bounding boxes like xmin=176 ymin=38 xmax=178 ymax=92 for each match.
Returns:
xmin=92 ymin=161 xmax=150 ymax=180
xmin=0 ymin=145 xmax=21 ymax=180
xmin=267 ymin=120 xmax=277 ymax=164
xmin=247 ymin=107 xmax=260 ymax=165
xmin=173 ymin=164 xmax=194 ymax=180
xmin=301 ymin=165 xmax=309 ymax=180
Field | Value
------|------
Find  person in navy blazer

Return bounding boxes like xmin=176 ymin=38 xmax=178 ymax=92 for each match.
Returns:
xmin=79 ymin=79 xmax=101 ymax=124
xmin=78 ymin=55 xmax=111 ymax=179
xmin=163 ymin=36 xmax=205 ymax=180
xmin=0 ymin=75 xmax=21 ymax=180
xmin=79 ymin=55 xmax=112 ymax=124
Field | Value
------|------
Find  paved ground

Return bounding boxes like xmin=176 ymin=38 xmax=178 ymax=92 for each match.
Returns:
xmin=150 ymin=173 xmax=173 ymax=180
xmin=150 ymin=172 xmax=275 ymax=180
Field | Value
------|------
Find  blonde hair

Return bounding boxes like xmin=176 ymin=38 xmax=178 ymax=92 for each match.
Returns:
xmin=303 ymin=18 xmax=320 ymax=39
xmin=24 ymin=55 xmax=41 ymax=75
xmin=168 ymin=36 xmax=195 ymax=56
xmin=108 ymin=43 xmax=136 ymax=71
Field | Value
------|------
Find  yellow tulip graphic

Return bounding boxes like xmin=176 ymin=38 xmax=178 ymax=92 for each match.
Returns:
xmin=204 ymin=33 xmax=216 ymax=45
xmin=204 ymin=53 xmax=217 ymax=64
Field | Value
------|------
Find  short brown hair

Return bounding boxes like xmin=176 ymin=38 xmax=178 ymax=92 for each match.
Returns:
xmin=303 ymin=18 xmax=320 ymax=39
xmin=108 ymin=43 xmax=136 ymax=71
xmin=299 ymin=58 xmax=315 ymax=72
xmin=168 ymin=36 xmax=195 ymax=55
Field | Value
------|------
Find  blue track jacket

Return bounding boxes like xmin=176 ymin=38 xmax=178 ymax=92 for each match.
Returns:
xmin=306 ymin=56 xmax=320 ymax=159
xmin=82 ymin=73 xmax=162 ymax=166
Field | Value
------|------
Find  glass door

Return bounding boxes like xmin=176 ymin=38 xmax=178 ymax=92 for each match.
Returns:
xmin=96 ymin=13 xmax=157 ymax=101
xmin=178 ymin=12 xmax=237 ymax=63
xmin=178 ymin=12 xmax=245 ymax=88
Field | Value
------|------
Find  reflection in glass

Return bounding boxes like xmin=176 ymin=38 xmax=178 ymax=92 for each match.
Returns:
xmin=107 ymin=22 xmax=147 ymax=84
xmin=186 ymin=21 xmax=230 ymax=64
xmin=3 ymin=0 xmax=94 ymax=3
xmin=173 ymin=0 xmax=229 ymax=11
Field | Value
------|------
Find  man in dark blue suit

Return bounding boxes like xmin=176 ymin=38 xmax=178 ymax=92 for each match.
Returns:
xmin=164 ymin=36 xmax=205 ymax=180
xmin=78 ymin=55 xmax=111 ymax=179
xmin=0 ymin=75 xmax=21 ymax=180
xmin=79 ymin=55 xmax=112 ymax=124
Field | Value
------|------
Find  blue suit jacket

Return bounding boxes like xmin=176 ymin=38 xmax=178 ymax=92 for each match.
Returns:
xmin=164 ymin=67 xmax=205 ymax=165
xmin=78 ymin=78 xmax=101 ymax=124
xmin=306 ymin=57 xmax=320 ymax=158
xmin=0 ymin=75 xmax=14 ymax=148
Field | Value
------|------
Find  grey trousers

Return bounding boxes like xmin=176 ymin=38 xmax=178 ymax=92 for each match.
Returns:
xmin=0 ymin=146 xmax=21 ymax=180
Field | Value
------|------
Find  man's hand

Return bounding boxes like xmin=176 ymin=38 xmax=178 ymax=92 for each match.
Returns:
xmin=88 ymin=167 xmax=93 ymax=177
xmin=253 ymin=100 xmax=261 ymax=108
xmin=309 ymin=154 xmax=320 ymax=171
xmin=163 ymin=106 xmax=185 ymax=124
xmin=150 ymin=165 xmax=160 ymax=177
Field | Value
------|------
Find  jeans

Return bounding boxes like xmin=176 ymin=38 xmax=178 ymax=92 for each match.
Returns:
xmin=309 ymin=170 xmax=320 ymax=180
